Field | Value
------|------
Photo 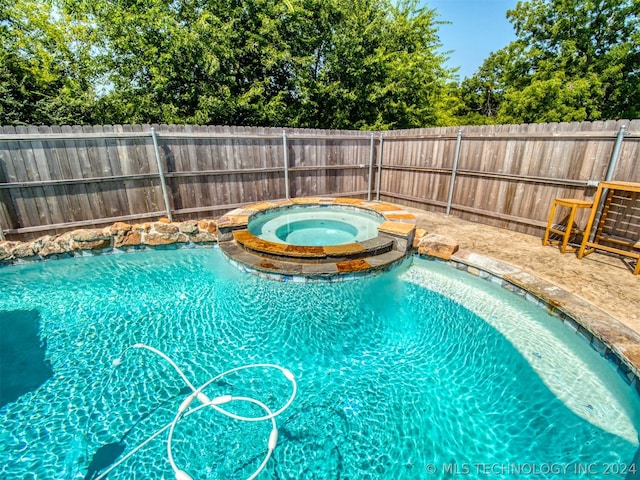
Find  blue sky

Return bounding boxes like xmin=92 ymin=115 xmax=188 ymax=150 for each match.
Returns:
xmin=425 ymin=0 xmax=518 ymax=79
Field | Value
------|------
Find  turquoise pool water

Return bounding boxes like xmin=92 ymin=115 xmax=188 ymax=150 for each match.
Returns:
xmin=0 ymin=248 xmax=639 ymax=479
xmin=275 ymin=218 xmax=358 ymax=245
xmin=248 ymin=205 xmax=382 ymax=245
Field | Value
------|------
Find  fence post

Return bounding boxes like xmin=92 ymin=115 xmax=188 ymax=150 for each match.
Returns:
xmin=446 ymin=129 xmax=463 ymax=216
xmin=282 ymin=130 xmax=290 ymax=199
xmin=605 ymin=124 xmax=627 ymax=182
xmin=150 ymin=127 xmax=173 ymax=222
xmin=589 ymin=124 xmax=627 ymax=242
xmin=375 ymin=134 xmax=384 ymax=200
xmin=367 ymin=132 xmax=375 ymax=201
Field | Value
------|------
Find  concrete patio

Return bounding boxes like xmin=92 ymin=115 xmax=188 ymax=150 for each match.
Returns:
xmin=410 ymin=207 xmax=639 ymax=328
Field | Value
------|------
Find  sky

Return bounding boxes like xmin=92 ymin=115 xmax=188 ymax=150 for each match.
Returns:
xmin=425 ymin=0 xmax=518 ymax=79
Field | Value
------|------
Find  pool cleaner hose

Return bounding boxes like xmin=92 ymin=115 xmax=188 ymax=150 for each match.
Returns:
xmin=93 ymin=343 xmax=297 ymax=480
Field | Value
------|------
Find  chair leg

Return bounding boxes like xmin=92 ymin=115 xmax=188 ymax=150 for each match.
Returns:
xmin=542 ymin=201 xmax=558 ymax=246
xmin=560 ymin=205 xmax=578 ymax=253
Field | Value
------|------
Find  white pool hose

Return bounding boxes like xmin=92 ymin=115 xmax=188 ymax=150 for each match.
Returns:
xmin=93 ymin=344 xmax=297 ymax=480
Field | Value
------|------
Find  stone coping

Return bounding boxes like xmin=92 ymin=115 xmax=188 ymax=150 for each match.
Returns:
xmin=446 ymin=249 xmax=640 ymax=392
xmin=217 ymin=197 xmax=417 ymax=232
xmin=217 ymin=198 xmax=417 ymax=279
xmin=0 ymin=219 xmax=218 ymax=264
xmin=378 ymin=221 xmax=416 ymax=236
xmin=233 ymin=229 xmax=327 ymax=258
xmin=223 ymin=242 xmax=408 ymax=280
xmin=232 ymin=229 xmax=397 ymax=261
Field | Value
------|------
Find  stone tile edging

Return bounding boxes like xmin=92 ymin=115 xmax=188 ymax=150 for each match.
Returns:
xmin=216 ymin=197 xmax=417 ymax=232
xmin=0 ymin=218 xmax=218 ymax=264
xmin=217 ymin=197 xmax=417 ymax=280
xmin=448 ymin=249 xmax=640 ymax=392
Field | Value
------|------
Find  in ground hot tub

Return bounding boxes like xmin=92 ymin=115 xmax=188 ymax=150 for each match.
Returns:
xmin=248 ymin=205 xmax=384 ymax=246
xmin=217 ymin=198 xmax=416 ymax=279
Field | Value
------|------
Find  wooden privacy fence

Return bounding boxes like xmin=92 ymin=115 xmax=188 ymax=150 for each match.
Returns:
xmin=0 ymin=121 xmax=638 ymax=242
xmin=0 ymin=125 xmax=374 ymax=240
xmin=379 ymin=120 xmax=640 ymax=239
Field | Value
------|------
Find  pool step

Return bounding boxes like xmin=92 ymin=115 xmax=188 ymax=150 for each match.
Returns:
xmin=230 ymin=229 xmax=394 ymax=262
xmin=219 ymin=239 xmax=407 ymax=278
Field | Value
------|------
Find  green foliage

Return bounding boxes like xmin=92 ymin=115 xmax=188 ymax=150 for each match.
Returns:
xmin=452 ymin=49 xmax=514 ymax=125
xmin=466 ymin=0 xmax=640 ymax=124
xmin=1 ymin=0 xmax=457 ymax=128
xmin=297 ymin=0 xmax=456 ymax=129
xmin=0 ymin=0 xmax=98 ymax=125
xmin=3 ymin=0 xmax=639 ymax=128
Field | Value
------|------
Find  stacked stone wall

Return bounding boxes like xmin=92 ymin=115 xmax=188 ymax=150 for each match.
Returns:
xmin=0 ymin=219 xmax=218 ymax=264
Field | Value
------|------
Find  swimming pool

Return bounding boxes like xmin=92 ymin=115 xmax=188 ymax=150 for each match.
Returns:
xmin=0 ymin=248 xmax=638 ymax=479
xmin=248 ymin=205 xmax=383 ymax=246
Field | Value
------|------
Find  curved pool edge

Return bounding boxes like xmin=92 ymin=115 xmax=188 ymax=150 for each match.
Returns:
xmin=443 ymin=248 xmax=640 ymax=396
xmin=1 ymin=205 xmax=639 ymax=403
xmin=216 ymin=197 xmax=417 ymax=233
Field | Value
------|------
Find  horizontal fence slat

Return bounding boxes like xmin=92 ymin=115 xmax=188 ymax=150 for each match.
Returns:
xmin=166 ymin=168 xmax=283 ymax=177
xmin=154 ymin=131 xmax=371 ymax=141
xmin=0 ymin=132 xmax=152 ymax=141
xmin=156 ymin=131 xmax=281 ymax=140
xmin=0 ymin=173 xmax=160 ymax=189
xmin=381 ymin=131 xmax=640 ymax=141
xmin=287 ymin=165 xmax=369 ymax=172
xmin=381 ymin=165 xmax=452 ymax=174
xmin=455 ymin=169 xmax=590 ymax=187
xmin=2 ymin=211 xmax=167 ymax=235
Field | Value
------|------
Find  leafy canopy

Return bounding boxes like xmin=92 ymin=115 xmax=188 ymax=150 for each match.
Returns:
xmin=0 ymin=0 xmax=98 ymax=125
xmin=2 ymin=0 xmax=457 ymax=129
xmin=6 ymin=0 xmax=636 ymax=128
xmin=457 ymin=0 xmax=640 ymax=125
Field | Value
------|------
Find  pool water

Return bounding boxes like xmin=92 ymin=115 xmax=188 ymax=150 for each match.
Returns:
xmin=248 ymin=206 xmax=382 ymax=245
xmin=275 ymin=218 xmax=358 ymax=245
xmin=0 ymin=248 xmax=639 ymax=479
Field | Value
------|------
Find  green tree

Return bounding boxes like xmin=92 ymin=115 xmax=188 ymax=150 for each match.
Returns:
xmin=483 ymin=0 xmax=640 ymax=123
xmin=3 ymin=0 xmax=456 ymax=128
xmin=69 ymin=0 xmax=341 ymax=125
xmin=72 ymin=0 xmax=235 ymax=124
xmin=299 ymin=0 xmax=456 ymax=129
xmin=452 ymin=48 xmax=514 ymax=125
xmin=0 ymin=0 xmax=98 ymax=125
xmin=69 ymin=0 xmax=457 ymax=128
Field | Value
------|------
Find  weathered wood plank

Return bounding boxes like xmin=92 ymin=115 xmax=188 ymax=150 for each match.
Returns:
xmin=44 ymin=125 xmax=80 ymax=222
xmin=0 ymin=126 xmax=21 ymax=231
xmin=18 ymin=126 xmax=52 ymax=227
xmin=59 ymin=125 xmax=93 ymax=222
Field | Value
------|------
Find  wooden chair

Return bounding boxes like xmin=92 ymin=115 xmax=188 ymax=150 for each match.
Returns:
xmin=543 ymin=198 xmax=593 ymax=253
xmin=578 ymin=181 xmax=640 ymax=275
